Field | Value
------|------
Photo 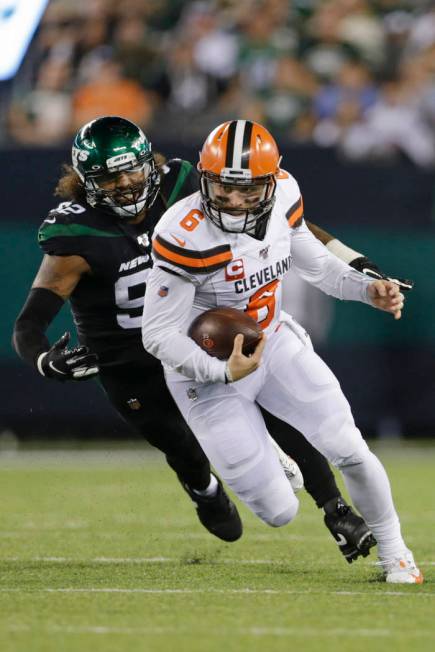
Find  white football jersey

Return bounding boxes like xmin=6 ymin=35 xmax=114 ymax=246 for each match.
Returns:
xmin=142 ymin=170 xmax=372 ymax=383
xmin=152 ymin=170 xmax=304 ymax=335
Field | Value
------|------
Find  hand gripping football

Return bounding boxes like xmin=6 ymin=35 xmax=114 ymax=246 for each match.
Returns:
xmin=188 ymin=307 xmax=262 ymax=360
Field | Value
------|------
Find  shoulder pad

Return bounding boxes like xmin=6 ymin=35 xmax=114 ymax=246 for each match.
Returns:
xmin=163 ymin=158 xmax=183 ymax=173
xmin=160 ymin=159 xmax=198 ymax=208
xmin=47 ymin=201 xmax=88 ymax=220
xmin=286 ymin=196 xmax=304 ymax=228
xmin=38 ymin=201 xmax=119 ymax=244
xmin=153 ymin=233 xmax=232 ymax=275
xmin=276 ymin=172 xmax=304 ymax=228
xmin=153 ymin=197 xmax=232 ymax=274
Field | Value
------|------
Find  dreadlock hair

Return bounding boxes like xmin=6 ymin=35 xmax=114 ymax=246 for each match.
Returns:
xmin=54 ymin=164 xmax=86 ymax=202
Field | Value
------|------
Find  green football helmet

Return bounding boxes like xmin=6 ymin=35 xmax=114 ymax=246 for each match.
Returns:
xmin=72 ymin=116 xmax=159 ymax=218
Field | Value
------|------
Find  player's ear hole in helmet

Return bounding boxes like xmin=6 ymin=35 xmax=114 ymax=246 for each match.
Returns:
xmin=198 ymin=120 xmax=281 ymax=239
xmin=70 ymin=116 xmax=160 ymax=219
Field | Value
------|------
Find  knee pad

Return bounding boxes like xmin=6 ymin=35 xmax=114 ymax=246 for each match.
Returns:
xmin=264 ymin=499 xmax=299 ymax=528
xmin=309 ymin=398 xmax=371 ymax=468
xmin=241 ymin=475 xmax=299 ymax=528
xmin=329 ymin=424 xmax=371 ymax=469
xmin=334 ymin=443 xmax=372 ymax=469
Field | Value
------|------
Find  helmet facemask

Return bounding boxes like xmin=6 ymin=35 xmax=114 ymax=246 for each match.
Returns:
xmin=72 ymin=117 xmax=159 ymax=220
xmin=200 ymin=170 xmax=276 ymax=239
xmin=84 ymin=156 xmax=160 ymax=219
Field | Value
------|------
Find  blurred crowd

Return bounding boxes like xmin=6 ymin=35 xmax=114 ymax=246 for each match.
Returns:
xmin=4 ymin=0 xmax=435 ymax=167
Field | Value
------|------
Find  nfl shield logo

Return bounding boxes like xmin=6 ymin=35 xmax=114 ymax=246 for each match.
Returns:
xmin=259 ymin=246 xmax=270 ymax=259
xmin=187 ymin=388 xmax=198 ymax=401
xmin=137 ymin=233 xmax=150 ymax=249
xmin=158 ymin=286 xmax=169 ymax=297
xmin=127 ymin=398 xmax=141 ymax=410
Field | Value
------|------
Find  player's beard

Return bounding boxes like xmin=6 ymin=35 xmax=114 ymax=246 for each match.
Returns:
xmin=218 ymin=210 xmax=257 ymax=234
xmin=100 ymin=182 xmax=148 ymax=218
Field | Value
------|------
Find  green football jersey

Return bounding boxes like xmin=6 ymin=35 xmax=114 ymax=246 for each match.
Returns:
xmin=38 ymin=159 xmax=197 ymax=367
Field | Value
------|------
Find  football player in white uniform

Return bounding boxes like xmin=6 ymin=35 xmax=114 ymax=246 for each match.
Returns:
xmin=142 ymin=120 xmax=422 ymax=584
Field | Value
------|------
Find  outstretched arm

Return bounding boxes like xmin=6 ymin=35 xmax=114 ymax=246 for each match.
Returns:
xmin=306 ymin=221 xmax=414 ymax=292
xmin=13 ymin=254 xmax=99 ymax=381
xmin=292 ymin=222 xmax=406 ymax=318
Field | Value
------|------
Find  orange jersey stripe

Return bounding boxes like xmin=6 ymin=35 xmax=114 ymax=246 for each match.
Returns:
xmin=153 ymin=237 xmax=232 ymax=270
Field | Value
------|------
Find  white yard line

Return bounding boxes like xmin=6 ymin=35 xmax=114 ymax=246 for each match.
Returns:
xmin=0 ymin=587 xmax=433 ymax=596
xmin=0 ymin=449 xmax=164 ymax=468
xmin=2 ymin=556 xmax=435 ymax=565
xmin=0 ymin=530 xmax=329 ymax=541
xmin=0 ymin=444 xmax=432 ymax=469
xmin=4 ymin=624 xmax=434 ymax=638
xmin=0 ymin=556 xmax=300 ymax=564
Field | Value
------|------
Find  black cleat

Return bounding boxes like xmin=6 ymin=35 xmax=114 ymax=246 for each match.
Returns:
xmin=324 ymin=499 xmax=377 ymax=563
xmin=181 ymin=475 xmax=243 ymax=542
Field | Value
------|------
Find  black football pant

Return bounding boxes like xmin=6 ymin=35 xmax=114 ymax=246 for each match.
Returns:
xmin=99 ymin=361 xmax=340 ymax=508
xmin=99 ymin=360 xmax=212 ymax=490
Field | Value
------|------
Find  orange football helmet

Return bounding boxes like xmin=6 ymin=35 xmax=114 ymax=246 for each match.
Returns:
xmin=198 ymin=120 xmax=281 ymax=237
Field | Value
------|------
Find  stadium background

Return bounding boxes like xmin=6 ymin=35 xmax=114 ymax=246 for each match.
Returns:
xmin=0 ymin=0 xmax=434 ymax=440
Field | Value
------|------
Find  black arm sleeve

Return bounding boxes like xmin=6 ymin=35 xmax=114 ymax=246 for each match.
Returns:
xmin=12 ymin=288 xmax=65 ymax=366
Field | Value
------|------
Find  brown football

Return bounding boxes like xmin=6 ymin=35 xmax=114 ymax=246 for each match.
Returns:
xmin=188 ymin=307 xmax=262 ymax=360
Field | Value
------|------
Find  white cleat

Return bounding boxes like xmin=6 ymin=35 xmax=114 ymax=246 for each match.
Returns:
xmin=380 ymin=551 xmax=424 ymax=584
xmin=269 ymin=436 xmax=304 ymax=493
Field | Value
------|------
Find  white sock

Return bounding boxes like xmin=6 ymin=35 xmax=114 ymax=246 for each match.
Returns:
xmin=340 ymin=451 xmax=407 ymax=559
xmin=192 ymin=474 xmax=219 ymax=498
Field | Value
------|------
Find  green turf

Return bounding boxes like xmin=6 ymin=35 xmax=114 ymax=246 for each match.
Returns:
xmin=0 ymin=441 xmax=434 ymax=652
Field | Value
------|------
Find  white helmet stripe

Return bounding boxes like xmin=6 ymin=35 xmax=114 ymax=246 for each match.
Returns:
xmin=231 ymin=120 xmax=246 ymax=168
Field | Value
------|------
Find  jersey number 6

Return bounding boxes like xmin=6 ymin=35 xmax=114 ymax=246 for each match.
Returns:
xmin=245 ymin=280 xmax=279 ymax=329
xmin=179 ymin=209 xmax=204 ymax=231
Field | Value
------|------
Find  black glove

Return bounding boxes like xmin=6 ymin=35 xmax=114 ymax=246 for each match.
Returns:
xmin=37 ymin=332 xmax=99 ymax=381
xmin=349 ymin=256 xmax=414 ymax=292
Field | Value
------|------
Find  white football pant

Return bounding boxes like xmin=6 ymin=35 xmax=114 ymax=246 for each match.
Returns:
xmin=167 ymin=315 xmax=407 ymax=558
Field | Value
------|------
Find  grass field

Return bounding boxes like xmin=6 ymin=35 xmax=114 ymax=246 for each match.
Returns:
xmin=0 ymin=441 xmax=434 ymax=652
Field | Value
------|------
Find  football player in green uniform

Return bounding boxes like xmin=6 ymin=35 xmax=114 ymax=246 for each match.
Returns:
xmin=13 ymin=116 xmax=413 ymax=560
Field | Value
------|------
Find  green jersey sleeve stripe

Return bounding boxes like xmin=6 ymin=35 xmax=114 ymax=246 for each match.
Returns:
xmin=38 ymin=223 xmax=120 ymax=242
xmin=166 ymin=160 xmax=194 ymax=208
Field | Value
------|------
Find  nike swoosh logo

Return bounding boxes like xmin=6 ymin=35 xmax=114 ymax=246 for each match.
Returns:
xmin=362 ymin=268 xmax=381 ymax=278
xmin=44 ymin=217 xmax=57 ymax=224
xmin=171 ymin=234 xmax=186 ymax=247
xmin=335 ymin=533 xmax=348 ymax=547
xmin=387 ymin=277 xmax=410 ymax=288
xmin=48 ymin=361 xmax=67 ymax=375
